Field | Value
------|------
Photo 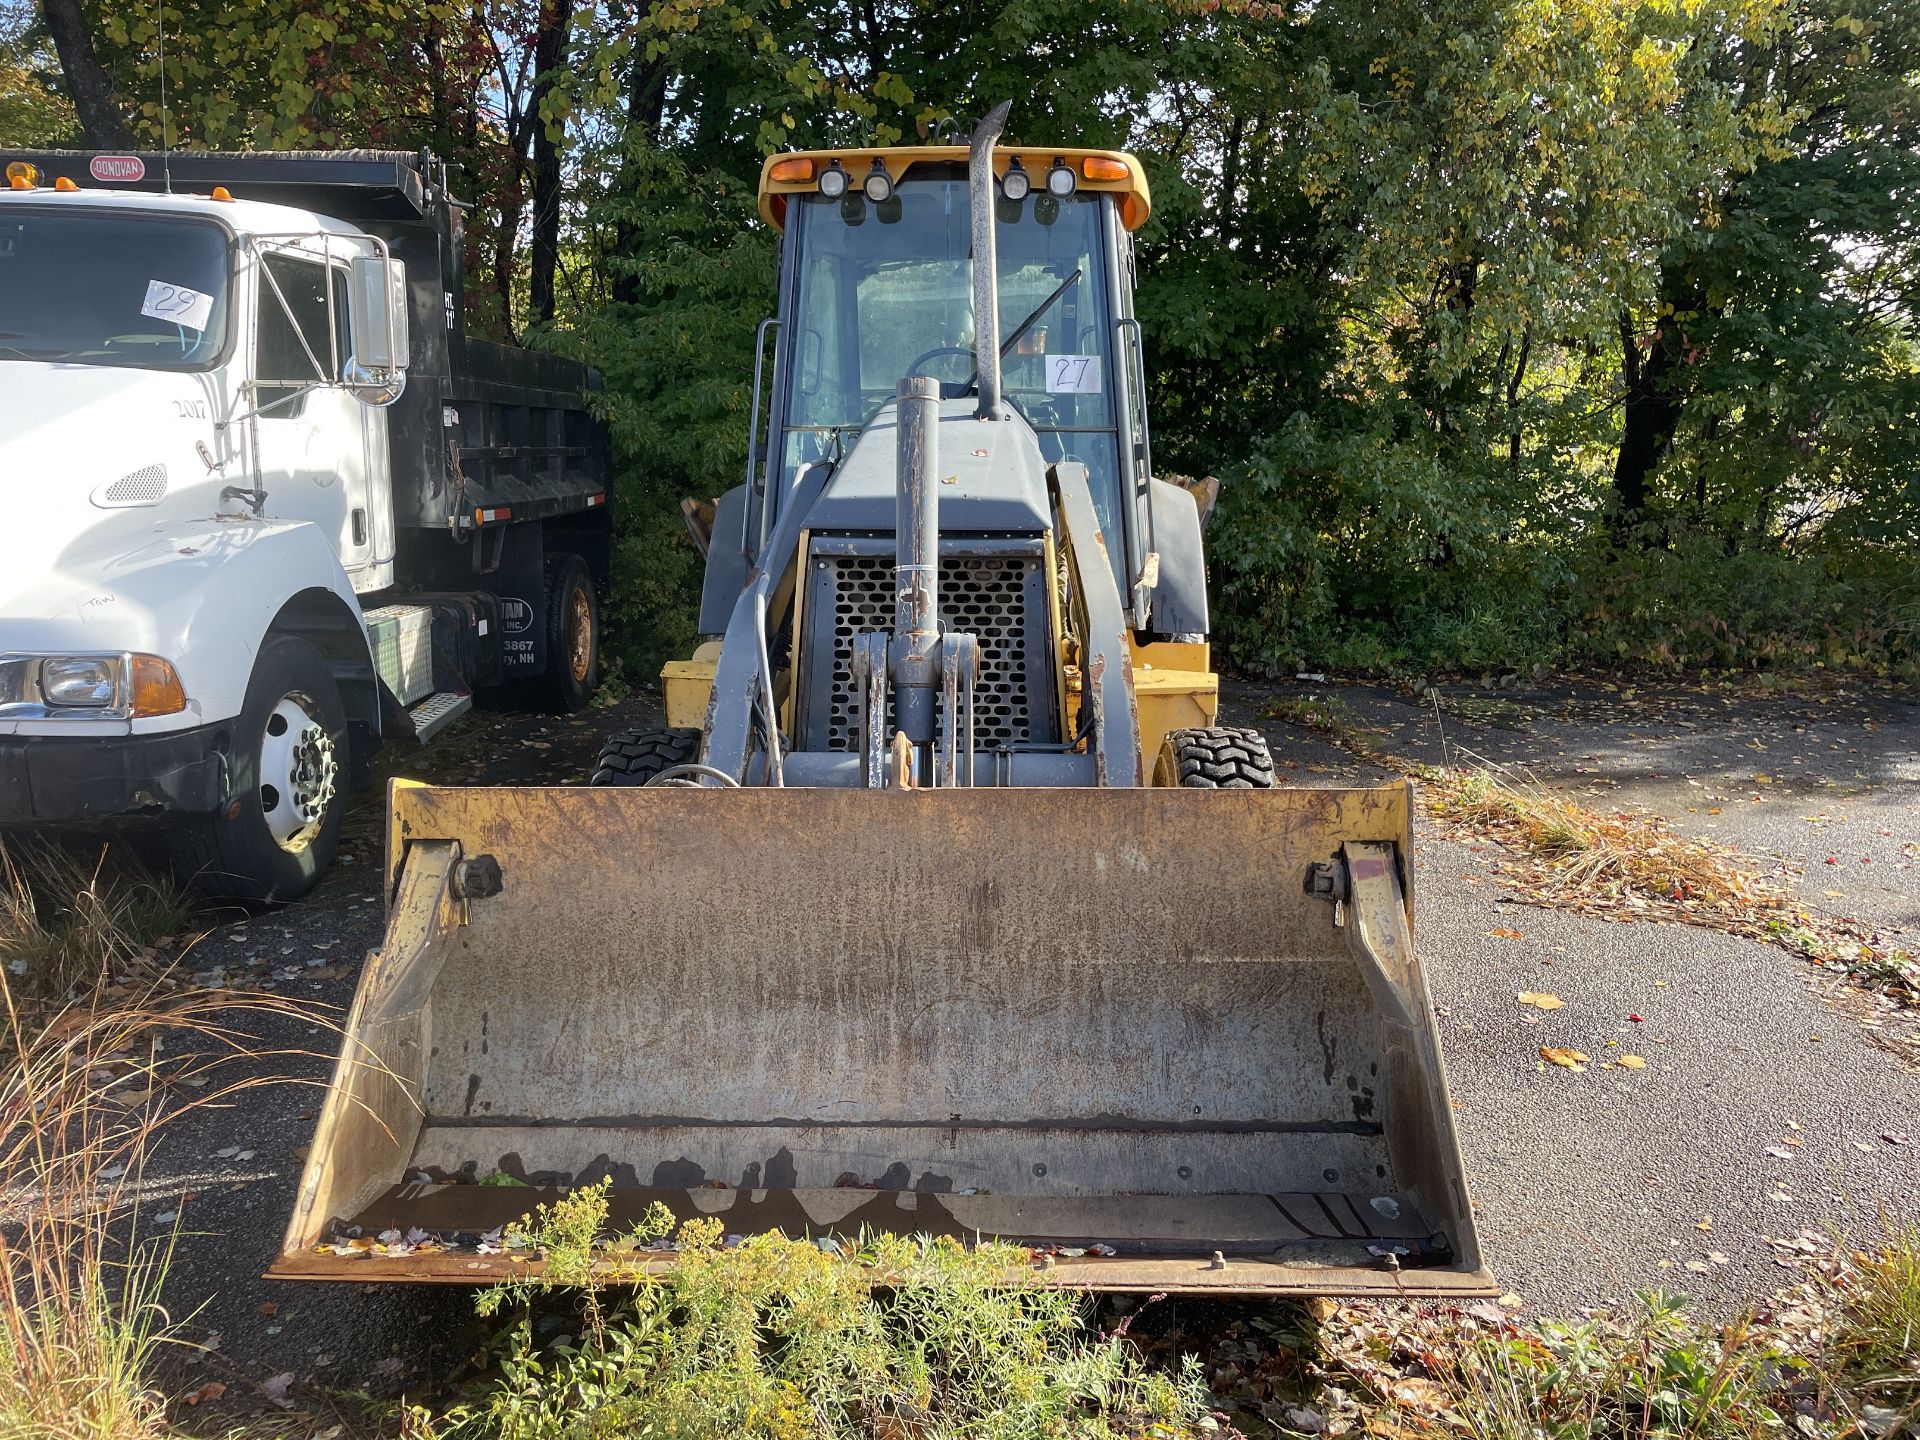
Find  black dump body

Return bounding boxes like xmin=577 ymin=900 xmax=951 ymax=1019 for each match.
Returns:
xmin=2 ymin=149 xmax=609 ymax=534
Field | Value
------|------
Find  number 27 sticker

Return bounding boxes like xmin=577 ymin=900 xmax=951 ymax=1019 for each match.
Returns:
xmin=1045 ymin=355 xmax=1102 ymax=394
xmin=140 ymin=279 xmax=214 ymax=333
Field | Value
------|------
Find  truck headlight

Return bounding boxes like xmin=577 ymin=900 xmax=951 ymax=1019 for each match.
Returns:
xmin=40 ymin=656 xmax=120 ymax=707
xmin=0 ymin=654 xmax=189 ymax=717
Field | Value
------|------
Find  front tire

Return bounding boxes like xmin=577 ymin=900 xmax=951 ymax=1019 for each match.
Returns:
xmin=1153 ymin=727 xmax=1277 ymax=788
xmin=168 ymin=635 xmax=348 ymax=902
xmin=591 ymin=727 xmax=701 ymax=787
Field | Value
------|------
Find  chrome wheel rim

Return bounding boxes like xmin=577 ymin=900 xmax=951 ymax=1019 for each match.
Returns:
xmin=259 ymin=692 xmax=336 ymax=853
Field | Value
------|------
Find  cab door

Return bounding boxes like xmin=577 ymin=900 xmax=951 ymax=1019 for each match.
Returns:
xmin=248 ymin=250 xmax=379 ymax=589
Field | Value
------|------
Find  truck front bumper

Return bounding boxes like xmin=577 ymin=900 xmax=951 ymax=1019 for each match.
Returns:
xmin=0 ymin=725 xmax=229 ymax=828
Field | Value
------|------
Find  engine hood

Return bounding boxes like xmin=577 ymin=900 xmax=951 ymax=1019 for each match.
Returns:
xmin=803 ymin=399 xmax=1053 ymax=534
xmin=0 ymin=361 xmax=245 ymax=618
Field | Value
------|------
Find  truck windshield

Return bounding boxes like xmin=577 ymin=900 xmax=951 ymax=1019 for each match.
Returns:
xmin=0 ymin=211 xmax=231 ymax=371
xmin=781 ymin=179 xmax=1123 ymax=524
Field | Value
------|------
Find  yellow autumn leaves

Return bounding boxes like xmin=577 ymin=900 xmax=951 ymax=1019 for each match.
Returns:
xmin=1526 ymin=994 xmax=1647 ymax=1072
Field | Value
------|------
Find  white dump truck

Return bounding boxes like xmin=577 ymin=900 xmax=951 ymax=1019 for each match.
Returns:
xmin=0 ymin=150 xmax=612 ymax=899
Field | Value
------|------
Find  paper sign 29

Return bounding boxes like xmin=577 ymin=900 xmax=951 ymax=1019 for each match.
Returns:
xmin=1045 ymin=354 xmax=1102 ymax=394
xmin=140 ymin=279 xmax=215 ymax=333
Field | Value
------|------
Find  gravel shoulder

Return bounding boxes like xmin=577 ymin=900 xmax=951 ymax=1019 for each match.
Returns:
xmin=135 ymin=677 xmax=1920 ymax=1422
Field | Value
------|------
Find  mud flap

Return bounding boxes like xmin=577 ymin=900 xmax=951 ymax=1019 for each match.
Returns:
xmin=271 ymin=780 xmax=1491 ymax=1296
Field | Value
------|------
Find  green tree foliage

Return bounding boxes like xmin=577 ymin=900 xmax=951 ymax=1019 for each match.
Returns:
xmin=34 ymin=0 xmax=1920 ymax=678
xmin=0 ymin=2 xmax=78 ymax=144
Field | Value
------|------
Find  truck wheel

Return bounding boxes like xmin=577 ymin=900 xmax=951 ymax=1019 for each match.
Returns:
xmin=530 ymin=553 xmax=599 ymax=713
xmin=591 ymin=727 xmax=700 ymax=787
xmin=1153 ymin=727 xmax=1277 ymax=788
xmin=168 ymin=636 xmax=348 ymax=902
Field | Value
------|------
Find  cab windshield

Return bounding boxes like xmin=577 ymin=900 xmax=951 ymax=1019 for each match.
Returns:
xmin=0 ymin=210 xmax=231 ymax=371
xmin=781 ymin=176 xmax=1122 ymax=524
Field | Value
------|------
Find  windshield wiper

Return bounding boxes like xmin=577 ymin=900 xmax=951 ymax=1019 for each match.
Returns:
xmin=963 ymin=267 xmax=1084 ymax=394
xmin=0 ymin=334 xmax=58 ymax=361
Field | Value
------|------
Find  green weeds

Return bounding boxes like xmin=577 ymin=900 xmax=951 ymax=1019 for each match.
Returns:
xmin=417 ymin=1179 xmax=1209 ymax=1440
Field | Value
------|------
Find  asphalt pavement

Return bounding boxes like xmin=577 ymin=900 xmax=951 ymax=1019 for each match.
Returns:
xmin=134 ymin=675 xmax=1920 ymax=1417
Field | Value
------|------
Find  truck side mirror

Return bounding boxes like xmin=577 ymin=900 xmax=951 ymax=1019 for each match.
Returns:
xmin=348 ymin=255 xmax=409 ymax=373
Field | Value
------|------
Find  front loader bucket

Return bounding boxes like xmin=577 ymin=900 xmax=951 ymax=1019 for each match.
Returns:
xmin=271 ymin=781 xmax=1491 ymax=1296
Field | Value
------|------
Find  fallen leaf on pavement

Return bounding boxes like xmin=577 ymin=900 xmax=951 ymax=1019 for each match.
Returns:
xmin=1540 ymin=1047 xmax=1588 ymax=1072
xmin=1615 ymin=1055 xmax=1647 ymax=1069
xmin=261 ymin=1373 xmax=295 ymax=1408
xmin=183 ymin=1381 xmax=225 ymax=1406
xmin=1518 ymin=992 xmax=1564 ymax=1010
xmin=1766 ymin=1147 xmax=1795 ymax=1160
xmin=1488 ymin=927 xmax=1525 ymax=940
xmin=1883 ymin=1132 xmax=1911 ymax=1146
xmin=1696 ymin=1215 xmax=1714 ymax=1232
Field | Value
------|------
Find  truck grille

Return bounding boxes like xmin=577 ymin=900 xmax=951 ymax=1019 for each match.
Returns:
xmin=821 ymin=554 xmax=1041 ymax=753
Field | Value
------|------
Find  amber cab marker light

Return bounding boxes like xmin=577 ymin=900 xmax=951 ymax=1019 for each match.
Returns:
xmin=767 ymin=156 xmax=815 ymax=184
xmin=6 ymin=175 xmax=31 ymax=191
xmin=53 ymin=177 xmax=80 ymax=192
xmin=1081 ymin=156 xmax=1129 ymax=182
xmin=210 ymin=185 xmax=235 ymax=201
xmin=131 ymin=656 xmax=188 ymax=718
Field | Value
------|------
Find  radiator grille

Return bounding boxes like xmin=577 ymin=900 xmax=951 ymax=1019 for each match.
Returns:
xmin=825 ymin=555 xmax=1036 ymax=753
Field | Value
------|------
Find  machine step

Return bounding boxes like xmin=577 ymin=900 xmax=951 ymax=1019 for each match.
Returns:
xmin=405 ymin=691 xmax=472 ymax=744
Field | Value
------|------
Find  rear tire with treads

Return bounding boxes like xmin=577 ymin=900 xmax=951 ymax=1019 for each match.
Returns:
xmin=1153 ymin=726 xmax=1277 ymax=788
xmin=590 ymin=727 xmax=701 ymax=787
xmin=522 ymin=553 xmax=600 ymax=713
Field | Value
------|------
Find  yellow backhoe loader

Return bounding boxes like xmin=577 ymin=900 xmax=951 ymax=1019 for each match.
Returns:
xmin=273 ymin=108 xmax=1491 ymax=1297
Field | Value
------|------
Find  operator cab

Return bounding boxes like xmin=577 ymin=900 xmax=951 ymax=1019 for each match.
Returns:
xmin=754 ymin=149 xmax=1154 ymax=565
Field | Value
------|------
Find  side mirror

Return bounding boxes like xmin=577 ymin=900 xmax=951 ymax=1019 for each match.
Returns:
xmin=347 ymin=255 xmax=409 ymax=373
xmin=341 ymin=355 xmax=406 ymax=407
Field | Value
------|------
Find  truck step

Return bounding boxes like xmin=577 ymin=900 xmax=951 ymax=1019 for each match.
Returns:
xmin=405 ymin=691 xmax=472 ymax=744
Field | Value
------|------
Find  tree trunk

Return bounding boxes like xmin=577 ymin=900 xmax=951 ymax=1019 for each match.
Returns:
xmin=528 ymin=0 xmax=576 ymax=325
xmin=1611 ymin=302 xmax=1691 ymax=539
xmin=610 ymin=11 xmax=671 ymax=307
xmin=42 ymin=0 xmax=136 ymax=148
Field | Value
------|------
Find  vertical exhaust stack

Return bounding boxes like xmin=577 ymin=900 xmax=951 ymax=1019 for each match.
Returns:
xmin=891 ymin=375 xmax=942 ymax=753
xmin=970 ymin=101 xmax=1011 ymax=421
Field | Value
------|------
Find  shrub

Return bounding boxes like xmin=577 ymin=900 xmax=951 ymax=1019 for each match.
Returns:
xmin=425 ymin=1181 xmax=1211 ymax=1440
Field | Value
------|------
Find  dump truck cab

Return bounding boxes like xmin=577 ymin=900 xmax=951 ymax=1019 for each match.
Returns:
xmin=0 ymin=151 xmax=611 ymax=901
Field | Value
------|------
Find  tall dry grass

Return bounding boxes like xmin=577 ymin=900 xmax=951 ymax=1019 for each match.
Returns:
xmin=1 ymin=844 xmax=324 ymax=1438
xmin=1 ymin=841 xmax=200 ymax=1004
